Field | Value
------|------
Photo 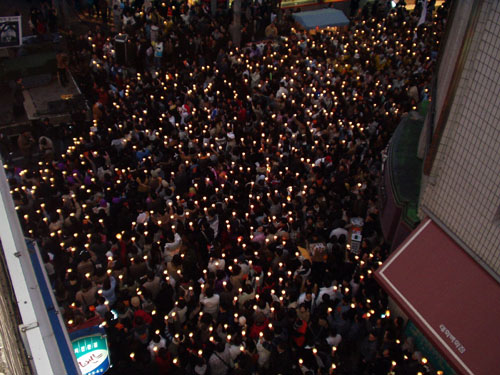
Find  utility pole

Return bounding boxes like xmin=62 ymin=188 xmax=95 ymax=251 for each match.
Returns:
xmin=211 ymin=0 xmax=217 ymax=17
xmin=232 ymin=0 xmax=241 ymax=47
xmin=52 ymin=0 xmax=70 ymax=29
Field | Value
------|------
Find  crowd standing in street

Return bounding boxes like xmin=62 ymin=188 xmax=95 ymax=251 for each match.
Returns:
xmin=6 ymin=1 xmax=450 ymax=374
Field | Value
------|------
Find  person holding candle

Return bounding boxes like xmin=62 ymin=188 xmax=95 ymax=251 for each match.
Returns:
xmin=7 ymin=0 xmax=452 ymax=372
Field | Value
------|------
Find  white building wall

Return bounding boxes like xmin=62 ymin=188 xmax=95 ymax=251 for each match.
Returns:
xmin=421 ymin=0 xmax=500 ymax=275
xmin=434 ymin=0 xmax=474 ymax=120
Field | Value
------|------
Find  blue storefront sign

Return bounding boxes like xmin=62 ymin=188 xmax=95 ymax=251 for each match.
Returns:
xmin=70 ymin=326 xmax=110 ymax=375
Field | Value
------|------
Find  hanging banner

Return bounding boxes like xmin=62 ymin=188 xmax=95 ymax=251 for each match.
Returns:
xmin=349 ymin=217 xmax=364 ymax=254
xmin=0 ymin=16 xmax=22 ymax=48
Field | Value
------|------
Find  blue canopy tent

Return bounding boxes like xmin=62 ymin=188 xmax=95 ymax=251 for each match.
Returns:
xmin=292 ymin=8 xmax=350 ymax=30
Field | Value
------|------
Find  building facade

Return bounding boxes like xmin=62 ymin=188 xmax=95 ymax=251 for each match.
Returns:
xmin=420 ymin=0 xmax=500 ymax=277
xmin=377 ymin=1 xmax=500 ymax=374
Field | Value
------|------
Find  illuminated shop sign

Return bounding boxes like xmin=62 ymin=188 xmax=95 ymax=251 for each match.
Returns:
xmin=71 ymin=333 xmax=110 ymax=375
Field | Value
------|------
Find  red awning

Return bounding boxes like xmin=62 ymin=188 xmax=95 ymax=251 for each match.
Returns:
xmin=375 ymin=218 xmax=500 ymax=375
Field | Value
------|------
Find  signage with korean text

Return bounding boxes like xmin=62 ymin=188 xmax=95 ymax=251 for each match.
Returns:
xmin=71 ymin=331 xmax=110 ymax=375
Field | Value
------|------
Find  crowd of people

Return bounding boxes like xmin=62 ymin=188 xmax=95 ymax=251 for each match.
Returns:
xmin=5 ymin=0 xmax=450 ymax=374
xmin=29 ymin=0 xmax=59 ymax=36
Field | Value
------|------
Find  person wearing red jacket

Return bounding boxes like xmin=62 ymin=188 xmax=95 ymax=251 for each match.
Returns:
xmin=291 ymin=317 xmax=307 ymax=348
xmin=249 ymin=312 xmax=268 ymax=340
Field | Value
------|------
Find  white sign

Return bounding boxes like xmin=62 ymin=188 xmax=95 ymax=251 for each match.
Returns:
xmin=0 ymin=16 xmax=22 ymax=48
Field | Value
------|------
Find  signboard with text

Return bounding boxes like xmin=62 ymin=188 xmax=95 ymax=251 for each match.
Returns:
xmin=349 ymin=217 xmax=364 ymax=254
xmin=70 ymin=327 xmax=110 ymax=375
xmin=405 ymin=320 xmax=456 ymax=375
xmin=0 ymin=16 xmax=22 ymax=48
xmin=376 ymin=218 xmax=500 ymax=374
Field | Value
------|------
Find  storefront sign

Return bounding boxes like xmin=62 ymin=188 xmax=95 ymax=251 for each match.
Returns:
xmin=406 ymin=320 xmax=456 ymax=375
xmin=71 ymin=332 xmax=110 ymax=375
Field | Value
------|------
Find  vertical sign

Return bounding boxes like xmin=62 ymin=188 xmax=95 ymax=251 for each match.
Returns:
xmin=349 ymin=217 xmax=364 ymax=254
xmin=0 ymin=16 xmax=22 ymax=48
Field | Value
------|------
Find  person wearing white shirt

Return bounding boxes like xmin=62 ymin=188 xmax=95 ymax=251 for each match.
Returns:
xmin=200 ymin=286 xmax=220 ymax=318
xmin=207 ymin=257 xmax=225 ymax=274
xmin=147 ymin=333 xmax=167 ymax=359
xmin=330 ymin=225 xmax=348 ymax=240
xmin=297 ymin=291 xmax=316 ymax=314
xmin=168 ymin=299 xmax=188 ymax=325
xmin=316 ymin=281 xmax=343 ymax=305
xmin=164 ymin=231 xmax=182 ymax=262
xmin=326 ymin=328 xmax=342 ymax=347
xmin=276 ymin=83 xmax=289 ymax=99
